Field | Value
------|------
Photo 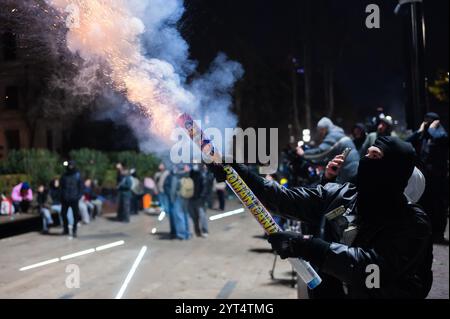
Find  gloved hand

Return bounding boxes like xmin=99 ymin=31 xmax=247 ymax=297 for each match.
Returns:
xmin=207 ymin=162 xmax=226 ymax=182
xmin=268 ymin=232 xmax=331 ymax=267
xmin=268 ymin=231 xmax=313 ymax=260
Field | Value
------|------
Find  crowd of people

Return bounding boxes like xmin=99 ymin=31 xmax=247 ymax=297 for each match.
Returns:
xmin=0 ymin=158 xmax=228 ymax=240
xmin=1 ymin=161 xmax=104 ymax=237
xmin=208 ymin=109 xmax=448 ymax=299
xmin=296 ymin=111 xmax=448 ymax=244
xmin=151 ymin=162 xmax=225 ymax=240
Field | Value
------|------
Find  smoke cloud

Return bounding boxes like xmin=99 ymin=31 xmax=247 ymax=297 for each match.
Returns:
xmin=43 ymin=0 xmax=243 ymax=153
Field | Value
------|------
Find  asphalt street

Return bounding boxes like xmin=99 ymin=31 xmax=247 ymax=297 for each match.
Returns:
xmin=0 ymin=201 xmax=447 ymax=299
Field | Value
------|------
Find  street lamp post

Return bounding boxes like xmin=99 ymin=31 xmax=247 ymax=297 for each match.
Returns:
xmin=395 ymin=0 xmax=428 ymax=130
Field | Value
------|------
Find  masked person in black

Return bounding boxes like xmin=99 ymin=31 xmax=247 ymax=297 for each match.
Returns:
xmin=210 ymin=136 xmax=433 ymax=298
xmin=60 ymin=161 xmax=83 ymax=238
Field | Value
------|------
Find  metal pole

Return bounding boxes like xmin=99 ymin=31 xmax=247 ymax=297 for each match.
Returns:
xmin=396 ymin=0 xmax=428 ymax=129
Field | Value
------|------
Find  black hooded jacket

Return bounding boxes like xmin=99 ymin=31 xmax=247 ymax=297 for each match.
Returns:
xmin=60 ymin=169 xmax=83 ymax=203
xmin=229 ymin=137 xmax=433 ymax=298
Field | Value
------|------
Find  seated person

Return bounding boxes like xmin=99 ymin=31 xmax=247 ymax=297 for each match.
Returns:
xmin=37 ymin=184 xmax=54 ymax=234
xmin=82 ymin=179 xmax=103 ymax=219
xmin=11 ymin=182 xmax=33 ymax=213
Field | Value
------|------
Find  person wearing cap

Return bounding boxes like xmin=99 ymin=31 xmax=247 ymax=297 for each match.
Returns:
xmin=359 ymin=115 xmax=395 ymax=157
xmin=11 ymin=182 xmax=33 ymax=213
xmin=297 ymin=117 xmax=359 ymax=184
xmin=407 ymin=112 xmax=449 ymax=244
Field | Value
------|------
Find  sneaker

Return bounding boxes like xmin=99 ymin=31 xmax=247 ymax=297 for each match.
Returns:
xmin=201 ymin=233 xmax=209 ymax=238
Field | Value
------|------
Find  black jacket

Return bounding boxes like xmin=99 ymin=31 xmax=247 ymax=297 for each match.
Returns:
xmin=233 ymin=164 xmax=433 ymax=299
xmin=60 ymin=170 xmax=83 ymax=203
xmin=303 ymin=128 xmax=360 ymax=184
xmin=190 ymin=170 xmax=208 ymax=200
xmin=407 ymin=125 xmax=448 ymax=177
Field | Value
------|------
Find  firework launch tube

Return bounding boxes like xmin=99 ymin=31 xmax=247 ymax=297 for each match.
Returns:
xmin=176 ymin=113 xmax=322 ymax=289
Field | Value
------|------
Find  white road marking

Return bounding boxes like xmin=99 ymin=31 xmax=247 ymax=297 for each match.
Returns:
xmin=19 ymin=240 xmax=126 ymax=271
xmin=60 ymin=248 xmax=96 ymax=261
xmin=96 ymin=240 xmax=125 ymax=251
xmin=115 ymin=246 xmax=148 ymax=299
xmin=209 ymin=208 xmax=245 ymax=221
xmin=19 ymin=258 xmax=60 ymax=271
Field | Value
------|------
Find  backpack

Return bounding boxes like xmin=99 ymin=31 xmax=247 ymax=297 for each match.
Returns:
xmin=131 ymin=177 xmax=143 ymax=195
xmin=1 ymin=196 xmax=15 ymax=216
xmin=179 ymin=177 xmax=194 ymax=199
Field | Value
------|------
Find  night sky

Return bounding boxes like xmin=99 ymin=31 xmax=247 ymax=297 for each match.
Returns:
xmin=181 ymin=0 xmax=449 ymax=130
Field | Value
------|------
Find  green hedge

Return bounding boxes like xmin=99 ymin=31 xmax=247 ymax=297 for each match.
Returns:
xmin=0 ymin=149 xmax=161 ymax=189
xmin=0 ymin=149 xmax=62 ymax=187
xmin=110 ymin=151 xmax=160 ymax=178
xmin=69 ymin=149 xmax=110 ymax=185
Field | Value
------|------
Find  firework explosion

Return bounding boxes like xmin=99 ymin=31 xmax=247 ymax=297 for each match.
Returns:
xmin=44 ymin=0 xmax=218 ymax=141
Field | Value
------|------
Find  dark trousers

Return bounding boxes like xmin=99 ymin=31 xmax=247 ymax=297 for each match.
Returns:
xmin=13 ymin=200 xmax=31 ymax=213
xmin=216 ymin=190 xmax=225 ymax=211
xmin=188 ymin=198 xmax=209 ymax=236
xmin=118 ymin=194 xmax=131 ymax=222
xmin=420 ymin=175 xmax=448 ymax=239
xmin=62 ymin=200 xmax=80 ymax=234
xmin=131 ymin=194 xmax=140 ymax=215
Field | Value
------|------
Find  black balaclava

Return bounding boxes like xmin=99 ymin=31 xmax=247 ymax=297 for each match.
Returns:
xmin=356 ymin=136 xmax=416 ymax=221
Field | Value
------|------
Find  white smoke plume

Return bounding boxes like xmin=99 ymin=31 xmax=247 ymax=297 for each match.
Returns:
xmin=43 ymin=0 xmax=244 ymax=152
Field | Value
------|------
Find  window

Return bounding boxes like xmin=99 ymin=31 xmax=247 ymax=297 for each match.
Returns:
xmin=2 ymin=32 xmax=17 ymax=61
xmin=5 ymin=86 xmax=19 ymax=109
xmin=5 ymin=130 xmax=20 ymax=150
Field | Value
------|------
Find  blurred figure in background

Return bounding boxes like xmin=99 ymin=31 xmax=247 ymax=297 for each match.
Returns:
xmin=214 ymin=179 xmax=227 ymax=211
xmin=117 ymin=163 xmax=133 ymax=223
xmin=202 ymin=164 xmax=215 ymax=209
xmin=78 ymin=194 xmax=91 ymax=225
xmin=49 ymin=178 xmax=68 ymax=227
xmin=11 ymin=182 xmax=33 ymax=213
xmin=154 ymin=163 xmax=170 ymax=212
xmin=130 ymin=169 xmax=143 ymax=215
xmin=359 ymin=116 xmax=395 ymax=157
xmin=367 ymin=106 xmax=386 ymax=133
xmin=37 ymin=184 xmax=53 ymax=234
xmin=83 ymin=179 xmax=103 ymax=218
xmin=60 ymin=161 xmax=83 ymax=237
xmin=351 ymin=123 xmax=367 ymax=152
xmin=189 ymin=163 xmax=209 ymax=238
xmin=168 ymin=165 xmax=191 ymax=240
xmin=298 ymin=117 xmax=359 ymax=184
xmin=1 ymin=190 xmax=15 ymax=217
xmin=408 ymin=112 xmax=449 ymax=244
xmin=161 ymin=168 xmax=178 ymax=239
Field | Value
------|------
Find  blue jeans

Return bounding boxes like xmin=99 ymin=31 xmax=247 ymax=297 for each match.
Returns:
xmin=159 ymin=193 xmax=176 ymax=236
xmin=42 ymin=206 xmax=73 ymax=232
xmin=41 ymin=208 xmax=53 ymax=232
xmin=52 ymin=205 xmax=73 ymax=226
xmin=172 ymin=197 xmax=191 ymax=240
